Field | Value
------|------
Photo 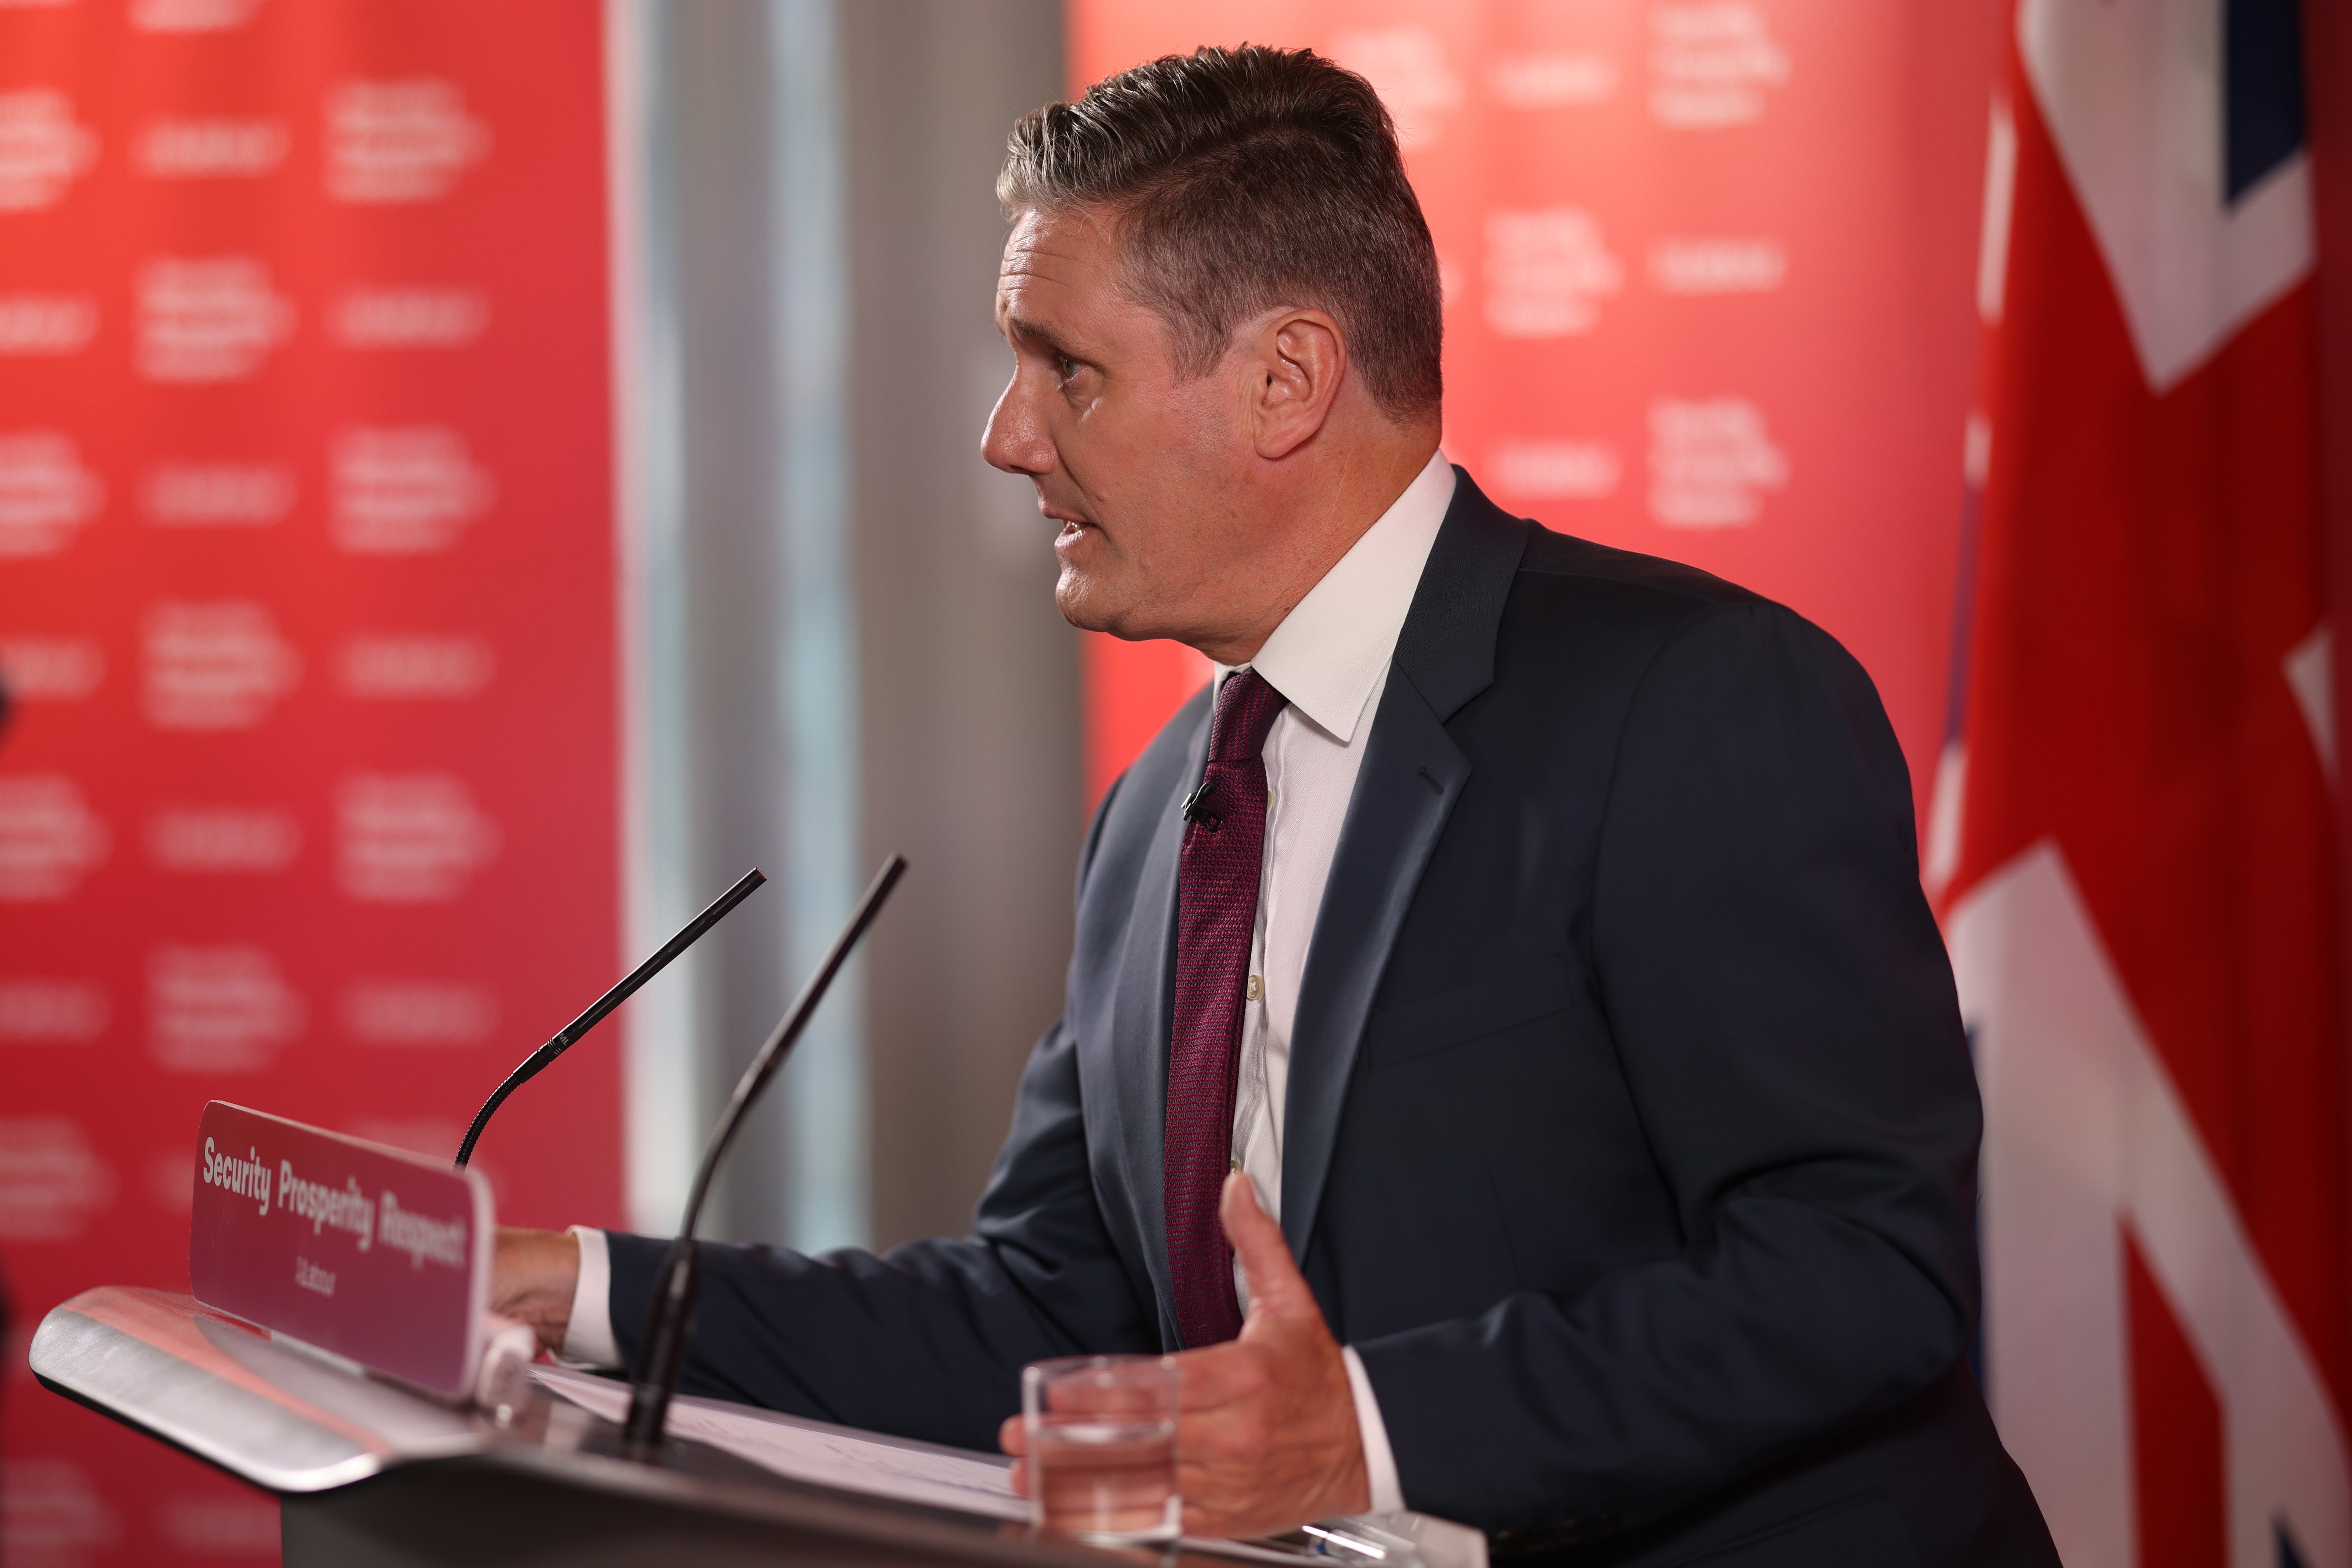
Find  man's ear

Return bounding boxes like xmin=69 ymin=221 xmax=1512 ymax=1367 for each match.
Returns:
xmin=1248 ymin=310 xmax=1347 ymax=460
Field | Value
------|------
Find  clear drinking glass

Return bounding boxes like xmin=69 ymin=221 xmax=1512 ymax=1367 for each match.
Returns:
xmin=1022 ymin=1353 xmax=1181 ymax=1543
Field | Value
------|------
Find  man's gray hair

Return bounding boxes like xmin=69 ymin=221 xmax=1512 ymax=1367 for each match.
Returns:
xmin=999 ymin=45 xmax=1444 ymax=420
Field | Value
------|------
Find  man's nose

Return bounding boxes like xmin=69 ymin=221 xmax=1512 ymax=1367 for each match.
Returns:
xmin=980 ymin=375 xmax=1052 ymax=477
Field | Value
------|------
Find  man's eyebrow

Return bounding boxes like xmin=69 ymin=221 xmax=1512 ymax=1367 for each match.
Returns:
xmin=998 ymin=313 xmax=1071 ymax=354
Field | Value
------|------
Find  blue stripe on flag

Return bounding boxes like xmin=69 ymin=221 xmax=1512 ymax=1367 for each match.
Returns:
xmin=2226 ymin=0 xmax=2307 ymax=203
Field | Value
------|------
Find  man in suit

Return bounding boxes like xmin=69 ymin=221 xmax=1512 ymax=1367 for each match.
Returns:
xmin=495 ymin=45 xmax=2057 ymax=1564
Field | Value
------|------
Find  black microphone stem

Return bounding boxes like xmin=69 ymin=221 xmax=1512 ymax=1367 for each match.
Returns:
xmin=454 ymin=868 xmax=767 ymax=1169
xmin=621 ymin=853 xmax=908 ymax=1456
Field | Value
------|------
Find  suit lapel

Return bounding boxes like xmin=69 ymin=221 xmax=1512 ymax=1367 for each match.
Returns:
xmin=1280 ymin=674 xmax=1469 ymax=1260
xmin=1281 ymin=472 xmax=1531 ymax=1261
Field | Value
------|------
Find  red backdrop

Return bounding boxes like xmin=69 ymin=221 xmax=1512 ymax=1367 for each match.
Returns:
xmin=0 ymin=4 xmax=622 ymax=1564
xmin=1069 ymin=0 xmax=2007 ymax=820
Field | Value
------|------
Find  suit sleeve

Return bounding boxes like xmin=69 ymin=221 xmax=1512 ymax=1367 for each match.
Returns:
xmin=1350 ymin=599 xmax=1982 ymax=1536
xmin=604 ymin=782 xmax=1161 ymax=1452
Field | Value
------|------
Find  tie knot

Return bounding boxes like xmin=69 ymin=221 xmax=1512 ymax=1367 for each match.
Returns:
xmin=1207 ymin=668 xmax=1287 ymax=764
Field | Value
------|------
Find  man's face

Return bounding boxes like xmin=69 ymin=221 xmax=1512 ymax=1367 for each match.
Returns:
xmin=983 ymin=208 xmax=1258 ymax=646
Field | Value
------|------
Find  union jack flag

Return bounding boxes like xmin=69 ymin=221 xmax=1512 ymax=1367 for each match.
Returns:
xmin=1930 ymin=0 xmax=2342 ymax=1563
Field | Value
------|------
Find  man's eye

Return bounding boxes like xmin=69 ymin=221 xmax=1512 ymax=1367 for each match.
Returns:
xmin=1055 ymin=354 xmax=1079 ymax=380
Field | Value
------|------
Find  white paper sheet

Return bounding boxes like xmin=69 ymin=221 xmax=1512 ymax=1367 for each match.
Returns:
xmin=530 ymin=1366 xmax=1485 ymax=1568
xmin=532 ymin=1364 xmax=1029 ymax=1522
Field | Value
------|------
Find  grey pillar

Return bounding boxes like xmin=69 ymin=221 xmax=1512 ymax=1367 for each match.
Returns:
xmin=619 ymin=0 xmax=1075 ymax=1251
xmin=622 ymin=0 xmax=860 ymax=1248
xmin=840 ymin=0 xmax=1080 ymax=1250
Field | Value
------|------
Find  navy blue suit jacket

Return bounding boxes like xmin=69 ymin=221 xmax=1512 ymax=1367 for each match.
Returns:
xmin=606 ymin=472 xmax=2058 ymax=1566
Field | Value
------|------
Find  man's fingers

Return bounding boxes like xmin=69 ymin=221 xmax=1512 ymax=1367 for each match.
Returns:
xmin=490 ymin=1226 xmax=580 ymax=1353
xmin=999 ymin=1412 xmax=1027 ymax=1456
xmin=1219 ymin=1171 xmax=1315 ymax=1326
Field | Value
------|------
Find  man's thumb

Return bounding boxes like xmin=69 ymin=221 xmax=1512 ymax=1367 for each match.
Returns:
xmin=1221 ymin=1170 xmax=1312 ymax=1323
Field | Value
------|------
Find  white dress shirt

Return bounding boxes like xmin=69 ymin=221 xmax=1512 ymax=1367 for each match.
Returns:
xmin=565 ymin=451 xmax=1456 ymax=1517
xmin=1213 ymin=450 xmax=1453 ymax=1513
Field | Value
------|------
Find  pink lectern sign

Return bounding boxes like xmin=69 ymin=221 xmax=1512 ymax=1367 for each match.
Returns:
xmin=188 ymin=1102 xmax=494 ymax=1400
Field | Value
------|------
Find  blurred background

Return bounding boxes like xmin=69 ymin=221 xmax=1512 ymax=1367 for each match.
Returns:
xmin=2 ymin=1 xmax=2347 ymax=1564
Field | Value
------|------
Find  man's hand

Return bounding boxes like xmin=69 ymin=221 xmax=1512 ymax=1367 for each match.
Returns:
xmin=1002 ymin=1173 xmax=1370 ymax=1538
xmin=493 ymin=1226 xmax=580 ymax=1354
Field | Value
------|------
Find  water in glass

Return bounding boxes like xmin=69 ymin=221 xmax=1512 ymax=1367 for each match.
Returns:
xmin=1024 ymin=1355 xmax=1180 ymax=1543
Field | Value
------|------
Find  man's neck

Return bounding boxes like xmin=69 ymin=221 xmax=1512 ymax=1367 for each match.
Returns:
xmin=1194 ymin=431 xmax=1441 ymax=667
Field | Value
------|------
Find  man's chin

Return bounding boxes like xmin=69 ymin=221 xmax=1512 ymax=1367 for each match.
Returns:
xmin=1054 ymin=572 xmax=1129 ymax=637
xmin=1055 ymin=570 xmax=1207 ymax=647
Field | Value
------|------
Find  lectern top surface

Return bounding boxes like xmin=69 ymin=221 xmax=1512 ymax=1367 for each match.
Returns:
xmin=32 ymin=1285 xmax=483 ymax=1493
xmin=33 ymin=1286 xmax=1385 ymax=1568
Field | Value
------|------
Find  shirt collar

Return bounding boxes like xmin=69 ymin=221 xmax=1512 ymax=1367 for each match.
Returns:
xmin=1216 ymin=451 xmax=1456 ymax=745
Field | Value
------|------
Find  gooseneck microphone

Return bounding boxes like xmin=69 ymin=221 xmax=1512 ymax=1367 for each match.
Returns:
xmin=621 ymin=853 xmax=908 ymax=1456
xmin=453 ymin=868 xmax=768 ymax=1170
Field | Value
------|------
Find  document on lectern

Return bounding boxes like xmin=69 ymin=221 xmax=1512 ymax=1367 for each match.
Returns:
xmin=531 ymin=1366 xmax=1488 ymax=1568
xmin=533 ymin=1365 xmax=1029 ymax=1520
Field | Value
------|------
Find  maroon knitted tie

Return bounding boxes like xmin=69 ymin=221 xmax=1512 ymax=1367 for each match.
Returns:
xmin=1164 ymin=667 xmax=1288 ymax=1348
